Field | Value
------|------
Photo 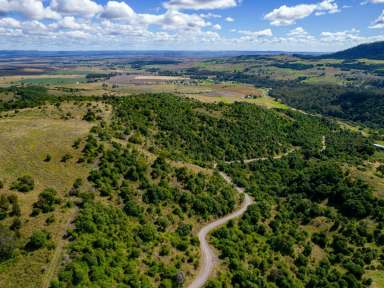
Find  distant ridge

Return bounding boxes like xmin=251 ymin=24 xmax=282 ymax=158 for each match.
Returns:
xmin=0 ymin=50 xmax=324 ymax=59
xmin=325 ymin=41 xmax=384 ymax=60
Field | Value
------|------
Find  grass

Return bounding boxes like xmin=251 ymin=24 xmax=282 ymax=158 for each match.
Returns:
xmin=350 ymin=162 xmax=384 ymax=198
xmin=366 ymin=271 xmax=384 ymax=288
xmin=0 ymin=104 xmax=94 ymax=288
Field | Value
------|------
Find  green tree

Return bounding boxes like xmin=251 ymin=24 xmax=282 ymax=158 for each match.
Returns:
xmin=26 ymin=230 xmax=50 ymax=251
xmin=33 ymin=188 xmax=61 ymax=215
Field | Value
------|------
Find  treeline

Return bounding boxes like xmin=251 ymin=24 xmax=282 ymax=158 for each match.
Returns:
xmin=270 ymin=84 xmax=384 ymax=128
xmin=0 ymin=86 xmax=51 ymax=111
xmin=272 ymin=62 xmax=315 ymax=70
xmin=129 ymin=60 xmax=180 ymax=69
xmin=0 ymin=86 xmax=105 ymax=112
xmin=109 ymin=94 xmax=372 ymax=165
xmin=326 ymin=61 xmax=384 ymax=75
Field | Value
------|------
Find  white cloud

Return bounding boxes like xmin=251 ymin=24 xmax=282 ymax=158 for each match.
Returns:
xmin=164 ymin=0 xmax=239 ymax=10
xmin=154 ymin=10 xmax=210 ymax=31
xmin=200 ymin=12 xmax=222 ymax=19
xmin=62 ymin=30 xmax=89 ymax=39
xmin=0 ymin=0 xmax=382 ymax=51
xmin=0 ymin=17 xmax=21 ymax=28
xmin=101 ymin=1 xmax=135 ymax=19
xmin=265 ymin=0 xmax=340 ymax=26
xmin=363 ymin=0 xmax=384 ymax=3
xmin=370 ymin=10 xmax=384 ymax=28
xmin=287 ymin=27 xmax=315 ymax=42
xmin=49 ymin=16 xmax=92 ymax=31
xmin=320 ymin=28 xmax=363 ymax=43
xmin=50 ymin=0 xmax=102 ymax=17
xmin=238 ymin=28 xmax=273 ymax=41
xmin=0 ymin=0 xmax=60 ymax=20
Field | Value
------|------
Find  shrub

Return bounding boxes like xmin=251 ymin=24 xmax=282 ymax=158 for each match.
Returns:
xmin=32 ymin=188 xmax=61 ymax=215
xmin=10 ymin=218 xmax=22 ymax=231
xmin=72 ymin=138 xmax=81 ymax=149
xmin=8 ymin=195 xmax=21 ymax=216
xmin=26 ymin=230 xmax=50 ymax=251
xmin=83 ymin=109 xmax=96 ymax=122
xmin=138 ymin=224 xmax=157 ymax=242
xmin=0 ymin=225 xmax=16 ymax=261
xmin=377 ymin=164 xmax=384 ymax=177
xmin=176 ymin=223 xmax=192 ymax=237
xmin=61 ymin=154 xmax=73 ymax=163
xmin=11 ymin=176 xmax=34 ymax=192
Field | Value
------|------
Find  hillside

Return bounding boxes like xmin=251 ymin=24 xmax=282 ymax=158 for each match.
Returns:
xmin=0 ymin=90 xmax=383 ymax=287
xmin=326 ymin=41 xmax=384 ymax=60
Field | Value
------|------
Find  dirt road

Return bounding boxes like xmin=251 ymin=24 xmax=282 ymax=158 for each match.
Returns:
xmin=188 ymin=171 xmax=254 ymax=288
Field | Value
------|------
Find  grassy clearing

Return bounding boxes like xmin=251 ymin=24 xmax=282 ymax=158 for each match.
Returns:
xmin=0 ymin=104 xmax=95 ymax=288
xmin=367 ymin=271 xmax=384 ymax=288
xmin=349 ymin=161 xmax=384 ymax=198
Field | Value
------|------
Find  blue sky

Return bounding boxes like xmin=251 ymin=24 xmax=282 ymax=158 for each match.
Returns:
xmin=0 ymin=0 xmax=383 ymax=51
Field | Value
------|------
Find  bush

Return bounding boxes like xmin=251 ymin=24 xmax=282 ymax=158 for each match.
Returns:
xmin=138 ymin=224 xmax=157 ymax=242
xmin=0 ymin=179 xmax=3 ymax=189
xmin=83 ymin=109 xmax=96 ymax=122
xmin=44 ymin=154 xmax=52 ymax=162
xmin=32 ymin=188 xmax=61 ymax=215
xmin=176 ymin=223 xmax=192 ymax=237
xmin=0 ymin=226 xmax=16 ymax=262
xmin=8 ymin=195 xmax=21 ymax=216
xmin=11 ymin=176 xmax=34 ymax=192
xmin=61 ymin=154 xmax=73 ymax=163
xmin=26 ymin=230 xmax=50 ymax=251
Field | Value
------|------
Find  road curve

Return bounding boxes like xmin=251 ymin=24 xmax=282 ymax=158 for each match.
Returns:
xmin=188 ymin=171 xmax=254 ymax=288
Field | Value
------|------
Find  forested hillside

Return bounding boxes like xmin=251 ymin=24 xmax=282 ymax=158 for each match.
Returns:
xmin=325 ymin=41 xmax=384 ymax=60
xmin=269 ymin=85 xmax=384 ymax=129
xmin=53 ymin=94 xmax=379 ymax=287
xmin=0 ymin=92 xmax=382 ymax=288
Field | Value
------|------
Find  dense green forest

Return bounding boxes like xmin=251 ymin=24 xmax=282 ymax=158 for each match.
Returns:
xmin=107 ymin=94 xmax=373 ymax=165
xmin=269 ymin=84 xmax=384 ymax=129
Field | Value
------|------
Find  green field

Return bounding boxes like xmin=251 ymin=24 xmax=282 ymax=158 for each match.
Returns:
xmin=16 ymin=77 xmax=86 ymax=86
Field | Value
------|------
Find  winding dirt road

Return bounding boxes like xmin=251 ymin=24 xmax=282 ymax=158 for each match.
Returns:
xmin=188 ymin=171 xmax=254 ymax=288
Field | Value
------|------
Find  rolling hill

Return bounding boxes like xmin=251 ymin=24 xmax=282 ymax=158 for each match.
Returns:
xmin=326 ymin=41 xmax=384 ymax=60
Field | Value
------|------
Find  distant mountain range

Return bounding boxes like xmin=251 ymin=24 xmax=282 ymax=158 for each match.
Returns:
xmin=0 ymin=50 xmax=324 ymax=59
xmin=325 ymin=41 xmax=384 ymax=60
xmin=0 ymin=41 xmax=383 ymax=60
